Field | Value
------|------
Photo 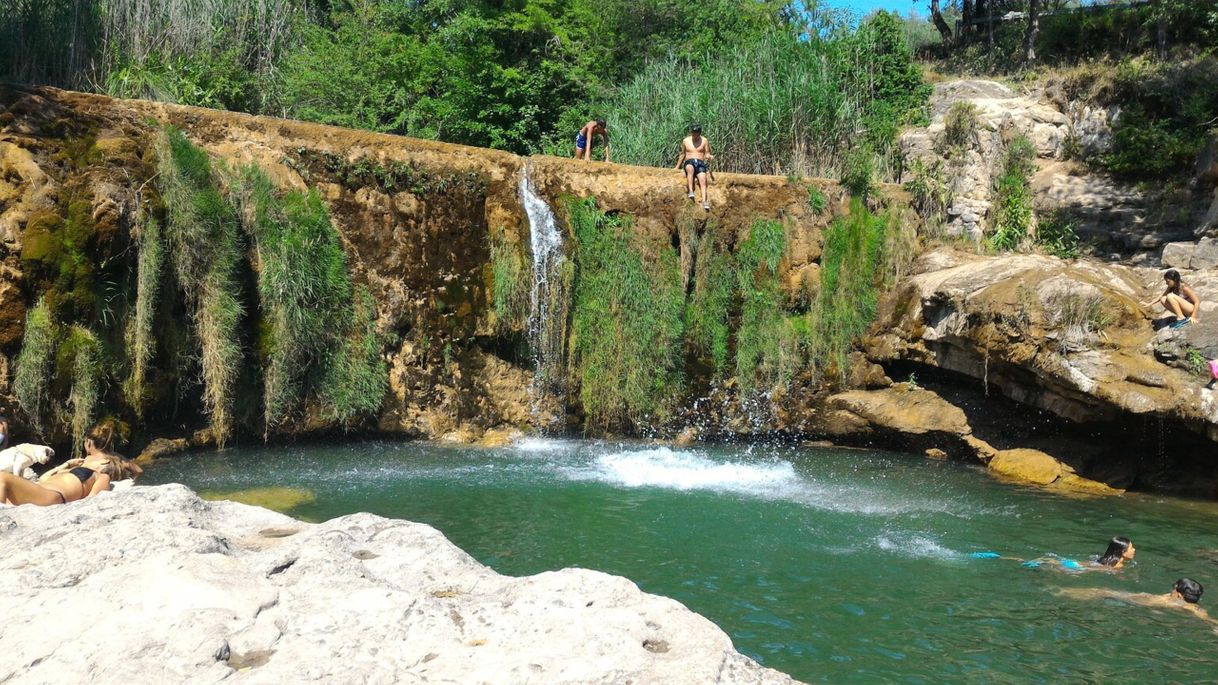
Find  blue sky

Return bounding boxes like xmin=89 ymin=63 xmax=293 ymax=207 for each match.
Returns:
xmin=823 ymin=0 xmax=925 ymax=19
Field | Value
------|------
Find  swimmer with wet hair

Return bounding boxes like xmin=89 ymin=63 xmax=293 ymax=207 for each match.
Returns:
xmin=1097 ymin=536 xmax=1136 ymax=568
xmin=1059 ymin=578 xmax=1216 ymax=626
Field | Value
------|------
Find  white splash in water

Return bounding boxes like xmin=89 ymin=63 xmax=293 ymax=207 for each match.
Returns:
xmin=873 ymin=533 xmax=960 ymax=560
xmin=570 ymin=447 xmax=799 ymax=495
xmin=518 ymin=166 xmax=568 ymax=426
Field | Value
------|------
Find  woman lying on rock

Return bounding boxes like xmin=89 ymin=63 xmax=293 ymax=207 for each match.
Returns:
xmin=0 ymin=424 xmax=139 ymax=506
xmin=1146 ymin=269 xmax=1201 ymax=328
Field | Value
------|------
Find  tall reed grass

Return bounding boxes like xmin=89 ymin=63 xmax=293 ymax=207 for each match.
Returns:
xmin=157 ymin=127 xmax=245 ymax=444
xmin=124 ymin=213 xmax=163 ymax=416
xmin=600 ymin=15 xmax=927 ymax=179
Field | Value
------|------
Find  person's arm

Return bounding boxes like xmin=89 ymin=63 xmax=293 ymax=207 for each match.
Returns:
xmin=603 ymin=130 xmax=610 ymax=163
xmin=87 ymin=473 xmax=111 ymax=497
xmin=675 ymin=142 xmax=686 ymax=169
xmin=704 ymin=138 xmax=713 ymax=162
xmin=125 ymin=460 xmax=144 ymax=482
xmin=1143 ymin=286 xmax=1167 ymax=309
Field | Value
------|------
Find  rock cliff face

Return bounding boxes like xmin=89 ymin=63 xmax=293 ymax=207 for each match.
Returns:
xmin=0 ymin=485 xmax=798 ymax=684
xmin=0 ymin=85 xmax=834 ymax=449
xmin=2 ymin=85 xmax=1217 ymax=494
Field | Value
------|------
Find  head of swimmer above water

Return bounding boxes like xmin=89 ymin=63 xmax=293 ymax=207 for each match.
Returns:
xmin=1097 ymin=536 xmax=1135 ymax=567
xmin=1173 ymin=578 xmax=1204 ymax=604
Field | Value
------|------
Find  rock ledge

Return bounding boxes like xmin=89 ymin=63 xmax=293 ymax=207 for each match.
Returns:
xmin=0 ymin=485 xmax=798 ymax=685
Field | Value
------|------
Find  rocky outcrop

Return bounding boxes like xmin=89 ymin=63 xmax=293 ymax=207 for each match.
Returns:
xmin=0 ymin=485 xmax=798 ymax=684
xmin=865 ymin=247 xmax=1218 ymax=489
xmin=901 ymin=79 xmax=1207 ymax=261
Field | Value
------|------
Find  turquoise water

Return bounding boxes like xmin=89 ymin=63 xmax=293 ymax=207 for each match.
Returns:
xmin=143 ymin=440 xmax=1218 ymax=683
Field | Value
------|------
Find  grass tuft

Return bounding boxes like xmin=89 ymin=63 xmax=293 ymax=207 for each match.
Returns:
xmin=12 ymin=299 xmax=58 ymax=435
xmin=684 ymin=222 xmax=735 ymax=377
xmin=65 ymin=326 xmax=101 ymax=457
xmin=123 ymin=213 xmax=164 ymax=416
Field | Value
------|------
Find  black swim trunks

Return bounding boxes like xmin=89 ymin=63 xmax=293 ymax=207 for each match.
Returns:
xmin=683 ymin=158 xmax=708 ymax=176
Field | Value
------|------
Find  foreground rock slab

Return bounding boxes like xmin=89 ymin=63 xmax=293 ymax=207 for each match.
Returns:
xmin=0 ymin=485 xmax=799 ymax=685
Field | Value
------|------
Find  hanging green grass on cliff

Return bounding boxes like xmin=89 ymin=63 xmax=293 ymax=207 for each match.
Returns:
xmin=734 ymin=219 xmax=794 ymax=395
xmin=807 ymin=199 xmax=892 ymax=380
xmin=64 ymin=326 xmax=101 ymax=457
xmin=684 ymin=221 xmax=734 ymax=378
xmin=156 ymin=127 xmax=244 ymax=444
xmin=124 ymin=214 xmax=164 ymax=416
xmin=236 ymin=166 xmax=358 ymax=432
xmin=567 ymin=198 xmax=684 ymax=432
xmin=320 ymin=288 xmax=388 ymax=424
xmin=12 ymin=299 xmax=57 ymax=435
xmin=489 ymin=227 xmax=529 ymax=331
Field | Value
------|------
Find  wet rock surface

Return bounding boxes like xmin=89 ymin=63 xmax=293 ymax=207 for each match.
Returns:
xmin=0 ymin=485 xmax=799 ymax=685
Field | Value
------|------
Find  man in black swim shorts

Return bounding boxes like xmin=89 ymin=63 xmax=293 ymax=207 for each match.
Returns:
xmin=675 ymin=124 xmax=713 ymax=210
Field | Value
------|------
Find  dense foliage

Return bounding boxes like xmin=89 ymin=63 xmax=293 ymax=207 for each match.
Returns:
xmin=0 ymin=0 xmax=925 ymax=171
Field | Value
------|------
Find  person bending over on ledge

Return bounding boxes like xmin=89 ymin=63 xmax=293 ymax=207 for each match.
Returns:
xmin=0 ymin=424 xmax=138 ymax=506
xmin=1145 ymin=269 xmax=1200 ymax=328
xmin=1059 ymin=578 xmax=1215 ymax=625
xmin=675 ymin=124 xmax=713 ymax=210
xmin=1096 ymin=536 xmax=1136 ymax=569
xmin=574 ymin=119 xmax=610 ymax=162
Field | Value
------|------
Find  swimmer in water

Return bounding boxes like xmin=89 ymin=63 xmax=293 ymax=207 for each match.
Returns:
xmin=1096 ymin=536 xmax=1136 ymax=569
xmin=972 ymin=535 xmax=1135 ymax=572
xmin=1059 ymin=578 xmax=1216 ymax=626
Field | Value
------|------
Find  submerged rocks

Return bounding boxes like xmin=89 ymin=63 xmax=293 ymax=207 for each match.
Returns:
xmin=988 ymin=448 xmax=1122 ymax=496
xmin=0 ymin=485 xmax=798 ymax=685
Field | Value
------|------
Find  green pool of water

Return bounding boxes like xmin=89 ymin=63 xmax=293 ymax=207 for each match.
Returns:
xmin=143 ymin=439 xmax=1218 ymax=683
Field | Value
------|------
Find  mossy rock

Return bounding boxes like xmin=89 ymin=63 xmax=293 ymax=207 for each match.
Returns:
xmin=199 ymin=487 xmax=317 ymax=512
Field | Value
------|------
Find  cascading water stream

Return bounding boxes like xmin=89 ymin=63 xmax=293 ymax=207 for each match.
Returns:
xmin=518 ymin=164 xmax=568 ymax=427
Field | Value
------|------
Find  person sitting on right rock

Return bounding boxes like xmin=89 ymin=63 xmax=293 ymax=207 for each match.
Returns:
xmin=1145 ymin=269 xmax=1201 ymax=328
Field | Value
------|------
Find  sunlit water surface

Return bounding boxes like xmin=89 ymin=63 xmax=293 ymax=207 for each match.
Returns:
xmin=143 ymin=440 xmax=1218 ymax=683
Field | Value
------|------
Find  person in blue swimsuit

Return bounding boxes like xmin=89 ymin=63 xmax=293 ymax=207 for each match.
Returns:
xmin=574 ymin=119 xmax=610 ymax=162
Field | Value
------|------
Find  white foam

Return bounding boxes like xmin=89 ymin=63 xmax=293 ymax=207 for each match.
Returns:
xmin=513 ymin=438 xmax=572 ymax=453
xmin=873 ymin=533 xmax=960 ymax=560
xmin=571 ymin=447 xmax=798 ymax=495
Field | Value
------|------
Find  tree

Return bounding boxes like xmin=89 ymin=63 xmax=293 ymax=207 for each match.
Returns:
xmin=929 ymin=0 xmax=954 ymax=44
xmin=1024 ymin=0 xmax=1040 ymax=65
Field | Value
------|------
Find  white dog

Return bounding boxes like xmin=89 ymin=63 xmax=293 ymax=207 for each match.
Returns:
xmin=0 ymin=443 xmax=55 ymax=481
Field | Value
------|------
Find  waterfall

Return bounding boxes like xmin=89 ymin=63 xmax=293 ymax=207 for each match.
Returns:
xmin=518 ymin=165 xmax=568 ymax=425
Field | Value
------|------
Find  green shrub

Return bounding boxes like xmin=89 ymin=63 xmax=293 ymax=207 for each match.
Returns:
xmin=684 ymin=223 xmax=734 ymax=377
xmin=840 ymin=145 xmax=877 ymax=199
xmin=1037 ymin=210 xmax=1081 ymax=260
xmin=157 ymin=127 xmax=245 ymax=444
xmin=567 ymin=198 xmax=685 ymax=431
xmin=806 ymin=185 xmax=828 ymax=215
xmin=989 ymin=136 xmax=1036 ymax=252
xmin=12 ymin=299 xmax=57 ymax=434
xmin=938 ymin=102 xmax=979 ymax=158
xmin=734 ymin=219 xmax=791 ymax=394
xmin=905 ymin=158 xmax=953 ymax=231
xmin=124 ymin=214 xmax=164 ymax=415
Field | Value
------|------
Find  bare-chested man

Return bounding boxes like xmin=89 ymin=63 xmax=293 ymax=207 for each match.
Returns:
xmin=1058 ymin=578 xmax=1217 ymax=627
xmin=574 ymin=119 xmax=610 ymax=162
xmin=675 ymin=124 xmax=713 ymax=210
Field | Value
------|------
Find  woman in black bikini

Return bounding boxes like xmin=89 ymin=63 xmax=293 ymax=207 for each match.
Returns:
xmin=0 ymin=424 xmax=136 ymax=506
